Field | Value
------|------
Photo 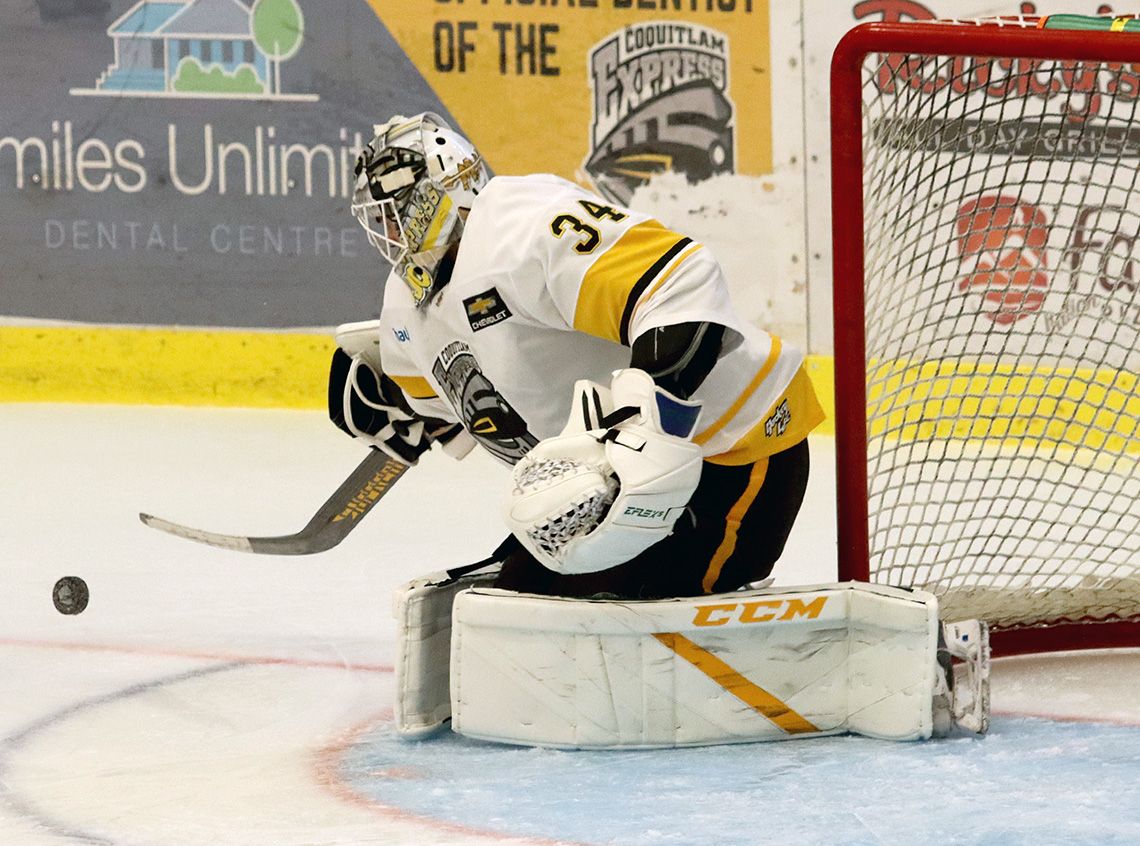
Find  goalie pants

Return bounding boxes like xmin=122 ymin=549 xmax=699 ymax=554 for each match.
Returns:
xmin=494 ymin=438 xmax=810 ymax=599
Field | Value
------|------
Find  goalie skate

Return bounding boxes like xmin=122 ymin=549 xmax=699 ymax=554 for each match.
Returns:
xmin=932 ymin=619 xmax=991 ymax=737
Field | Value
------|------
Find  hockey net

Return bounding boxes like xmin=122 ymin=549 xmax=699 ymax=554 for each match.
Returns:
xmin=830 ymin=16 xmax=1140 ymax=649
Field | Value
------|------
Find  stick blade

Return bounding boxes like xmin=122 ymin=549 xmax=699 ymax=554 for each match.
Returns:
xmin=138 ymin=512 xmax=257 ymax=553
xmin=138 ymin=450 xmax=411 ymax=556
xmin=138 ymin=511 xmax=351 ymax=556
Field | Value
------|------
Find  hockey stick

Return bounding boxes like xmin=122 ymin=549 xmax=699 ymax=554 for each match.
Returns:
xmin=139 ymin=449 xmax=409 ymax=555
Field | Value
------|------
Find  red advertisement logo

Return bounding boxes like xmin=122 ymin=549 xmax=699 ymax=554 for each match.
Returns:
xmin=852 ymin=0 xmax=936 ymax=24
xmin=955 ymin=195 xmax=1050 ymax=325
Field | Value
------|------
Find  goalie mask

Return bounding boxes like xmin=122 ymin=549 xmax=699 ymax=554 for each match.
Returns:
xmin=352 ymin=113 xmax=489 ymax=306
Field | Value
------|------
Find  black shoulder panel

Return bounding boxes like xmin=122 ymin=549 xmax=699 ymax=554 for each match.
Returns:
xmin=630 ymin=321 xmax=726 ymax=399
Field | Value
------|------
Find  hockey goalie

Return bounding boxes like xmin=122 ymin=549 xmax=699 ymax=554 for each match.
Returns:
xmin=329 ymin=112 xmax=990 ymax=748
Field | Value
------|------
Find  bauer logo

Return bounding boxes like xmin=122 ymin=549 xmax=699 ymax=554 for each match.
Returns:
xmin=955 ymin=195 xmax=1051 ymax=325
xmin=584 ymin=21 xmax=735 ymax=205
xmin=463 ymin=288 xmax=512 ymax=332
xmin=70 ymin=0 xmax=317 ymax=102
xmin=691 ymin=596 xmax=829 ymax=627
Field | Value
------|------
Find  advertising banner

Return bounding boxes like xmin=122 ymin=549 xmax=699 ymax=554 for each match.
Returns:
xmin=370 ymin=2 xmax=802 ymax=345
xmin=1 ymin=0 xmax=782 ymax=332
xmin=369 ymin=0 xmax=773 ymax=198
xmin=0 ymin=0 xmax=453 ymax=327
xmin=802 ymin=0 xmax=1140 ymax=355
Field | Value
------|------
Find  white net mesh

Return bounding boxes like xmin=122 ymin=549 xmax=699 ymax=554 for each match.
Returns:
xmin=855 ymin=18 xmax=1140 ymax=629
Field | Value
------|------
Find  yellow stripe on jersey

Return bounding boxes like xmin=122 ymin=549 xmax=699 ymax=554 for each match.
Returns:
xmin=573 ymin=220 xmax=693 ymax=345
xmin=631 ymin=241 xmax=705 ymax=325
xmin=388 ymin=374 xmax=438 ymax=400
xmin=706 ymin=366 xmax=827 ymax=465
xmin=701 ymin=457 xmax=769 ymax=593
xmin=694 ymin=337 xmax=783 ymax=447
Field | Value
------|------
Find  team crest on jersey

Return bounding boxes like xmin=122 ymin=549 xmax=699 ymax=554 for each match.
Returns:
xmin=463 ymin=288 xmax=512 ymax=332
xmin=432 ymin=341 xmax=538 ymax=465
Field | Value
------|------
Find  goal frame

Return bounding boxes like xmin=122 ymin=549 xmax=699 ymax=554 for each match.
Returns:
xmin=830 ymin=20 xmax=1140 ymax=656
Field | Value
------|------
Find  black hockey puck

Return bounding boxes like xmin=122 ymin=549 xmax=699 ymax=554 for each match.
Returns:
xmin=52 ymin=576 xmax=89 ymax=615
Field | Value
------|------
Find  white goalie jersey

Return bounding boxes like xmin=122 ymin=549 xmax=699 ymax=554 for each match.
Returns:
xmin=375 ymin=174 xmax=823 ymax=466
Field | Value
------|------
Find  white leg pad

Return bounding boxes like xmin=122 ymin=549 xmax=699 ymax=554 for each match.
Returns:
xmin=942 ymin=619 xmax=991 ymax=735
xmin=450 ymin=582 xmax=950 ymax=748
xmin=393 ymin=567 xmax=498 ymax=737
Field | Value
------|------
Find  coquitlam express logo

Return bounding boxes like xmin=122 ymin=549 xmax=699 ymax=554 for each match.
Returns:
xmin=584 ymin=20 xmax=735 ymax=205
xmin=71 ymin=0 xmax=316 ymax=101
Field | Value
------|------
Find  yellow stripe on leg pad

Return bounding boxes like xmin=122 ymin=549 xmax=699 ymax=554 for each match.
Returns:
xmin=653 ymin=631 xmax=819 ymax=734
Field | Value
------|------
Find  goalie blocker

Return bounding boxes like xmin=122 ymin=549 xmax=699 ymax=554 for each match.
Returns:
xmin=394 ymin=577 xmax=990 ymax=748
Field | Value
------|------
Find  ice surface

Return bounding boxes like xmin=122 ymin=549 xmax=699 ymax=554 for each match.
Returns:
xmin=0 ymin=404 xmax=1136 ymax=845
xmin=342 ymin=719 xmax=1140 ymax=846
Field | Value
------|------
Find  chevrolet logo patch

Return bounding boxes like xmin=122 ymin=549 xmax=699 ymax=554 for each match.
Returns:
xmin=464 ymin=287 xmax=512 ymax=332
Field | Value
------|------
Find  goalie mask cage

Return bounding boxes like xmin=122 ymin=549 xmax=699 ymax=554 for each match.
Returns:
xmin=830 ymin=17 xmax=1140 ymax=655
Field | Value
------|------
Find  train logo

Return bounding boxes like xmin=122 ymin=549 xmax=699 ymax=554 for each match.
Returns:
xmin=585 ymin=21 xmax=735 ymax=205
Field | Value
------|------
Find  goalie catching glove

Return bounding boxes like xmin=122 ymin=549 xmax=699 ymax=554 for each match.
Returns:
xmin=503 ymin=368 xmax=704 ymax=575
xmin=328 ymin=348 xmax=462 ymax=465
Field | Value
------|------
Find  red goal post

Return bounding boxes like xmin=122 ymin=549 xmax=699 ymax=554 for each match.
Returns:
xmin=830 ymin=16 xmax=1140 ymax=655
